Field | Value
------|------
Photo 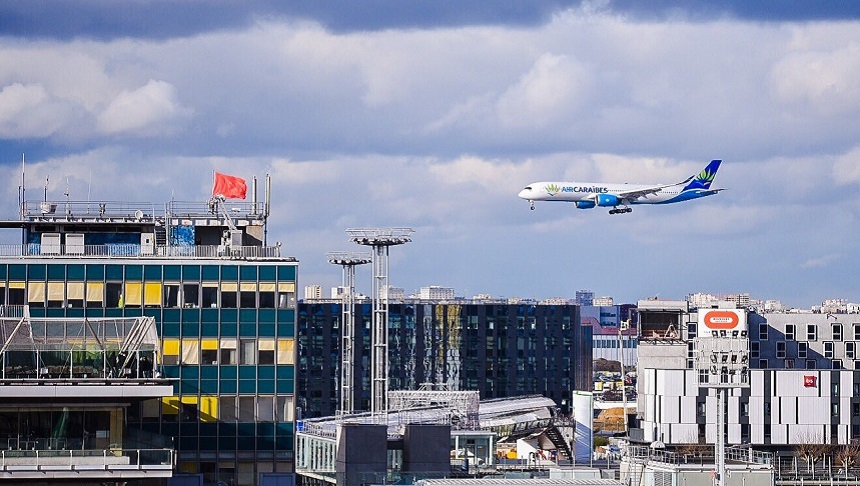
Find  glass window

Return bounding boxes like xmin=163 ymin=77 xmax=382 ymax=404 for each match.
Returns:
xmin=222 ymin=282 xmax=238 ymax=308
xmin=85 ymin=282 xmax=104 ymax=306
xmin=67 ymin=282 xmax=84 ymax=308
xmin=163 ymin=283 xmax=180 ymax=307
xmin=832 ymin=359 xmax=842 ymax=369
xmin=240 ymin=283 xmax=256 ymax=308
xmin=824 ymin=341 xmax=834 ymax=359
xmin=201 ymin=283 xmax=218 ymax=308
xmin=807 ymin=324 xmax=817 ymax=341
xmin=750 ymin=342 xmax=760 ymax=358
xmin=855 ymin=324 xmax=860 ymax=341
xmin=182 ymin=339 xmax=200 ymax=365
xmin=238 ymin=397 xmax=255 ymax=421
xmin=144 ymin=282 xmax=162 ymax=307
xmin=806 ymin=359 xmax=816 ymax=369
xmin=259 ymin=339 xmax=275 ymax=364
xmin=28 ymin=281 xmax=45 ymax=307
xmin=785 ymin=324 xmax=795 ymax=340
xmin=848 ymin=342 xmax=856 ymax=359
xmin=183 ymin=284 xmax=199 ymax=308
xmin=259 ymin=283 xmax=275 ymax=308
xmin=241 ymin=340 xmax=256 ymax=365
xmin=759 ymin=359 xmax=768 ymax=369
xmin=834 ymin=323 xmax=843 ymax=341
xmin=47 ymin=282 xmax=64 ymax=308
xmin=798 ymin=342 xmax=808 ymax=358
xmin=8 ymin=282 xmax=25 ymax=305
xmin=759 ymin=323 xmax=768 ymax=340
xmin=124 ymin=282 xmax=143 ymax=307
xmin=776 ymin=341 xmax=786 ymax=359
xmin=201 ymin=339 xmax=218 ymax=364
xmin=162 ymin=339 xmax=180 ymax=366
xmin=220 ymin=396 xmax=237 ymax=421
xmin=220 ymin=339 xmax=238 ymax=365
xmin=784 ymin=359 xmax=794 ymax=369
xmin=276 ymin=396 xmax=294 ymax=422
xmin=278 ymin=283 xmax=295 ymax=309
xmin=105 ymin=282 xmax=122 ymax=307
xmin=257 ymin=396 xmax=275 ymax=422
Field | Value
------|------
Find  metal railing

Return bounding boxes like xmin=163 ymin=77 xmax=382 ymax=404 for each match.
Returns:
xmin=0 ymin=243 xmax=285 ymax=260
xmin=24 ymin=201 xmax=159 ymax=220
xmin=0 ymin=447 xmax=173 ymax=470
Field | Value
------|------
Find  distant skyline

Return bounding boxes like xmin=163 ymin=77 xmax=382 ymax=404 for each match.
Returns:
xmin=2 ymin=2 xmax=860 ymax=309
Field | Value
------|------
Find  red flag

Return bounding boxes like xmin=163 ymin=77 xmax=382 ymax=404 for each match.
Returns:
xmin=212 ymin=172 xmax=247 ymax=199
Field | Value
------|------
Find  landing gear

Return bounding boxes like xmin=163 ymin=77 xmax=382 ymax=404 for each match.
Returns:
xmin=609 ymin=207 xmax=632 ymax=215
xmin=529 ymin=200 xmax=535 ymax=210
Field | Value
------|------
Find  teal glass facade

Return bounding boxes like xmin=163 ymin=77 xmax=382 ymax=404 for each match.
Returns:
xmin=0 ymin=260 xmax=298 ymax=484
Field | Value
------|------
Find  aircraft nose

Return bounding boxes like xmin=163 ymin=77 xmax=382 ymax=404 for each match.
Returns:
xmin=517 ymin=189 xmax=530 ymax=199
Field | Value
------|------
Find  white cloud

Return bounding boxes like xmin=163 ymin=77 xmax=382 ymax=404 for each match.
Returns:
xmin=97 ymin=80 xmax=191 ymax=136
xmin=801 ymin=254 xmax=842 ymax=269
xmin=832 ymin=147 xmax=860 ymax=184
xmin=496 ymin=53 xmax=590 ymax=129
xmin=771 ymin=30 xmax=860 ymax=116
xmin=0 ymin=82 xmax=81 ymax=138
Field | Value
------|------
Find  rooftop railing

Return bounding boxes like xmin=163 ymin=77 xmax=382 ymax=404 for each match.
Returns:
xmin=0 ymin=243 xmax=286 ymax=260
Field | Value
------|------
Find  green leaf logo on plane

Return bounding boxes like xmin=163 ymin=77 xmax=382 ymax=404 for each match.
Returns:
xmin=545 ymin=183 xmax=561 ymax=196
xmin=682 ymin=159 xmax=721 ymax=191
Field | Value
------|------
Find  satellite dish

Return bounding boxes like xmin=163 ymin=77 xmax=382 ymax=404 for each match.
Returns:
xmin=134 ymin=209 xmax=144 ymax=220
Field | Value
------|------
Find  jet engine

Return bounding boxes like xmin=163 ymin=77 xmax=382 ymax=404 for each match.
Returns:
xmin=575 ymin=201 xmax=596 ymax=209
xmin=595 ymin=194 xmax=620 ymax=207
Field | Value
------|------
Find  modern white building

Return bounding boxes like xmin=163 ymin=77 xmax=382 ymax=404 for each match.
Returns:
xmin=304 ymin=284 xmax=322 ymax=300
xmin=633 ymin=299 xmax=860 ymax=452
xmin=418 ymin=286 xmax=455 ymax=300
xmin=592 ymin=296 xmax=614 ymax=306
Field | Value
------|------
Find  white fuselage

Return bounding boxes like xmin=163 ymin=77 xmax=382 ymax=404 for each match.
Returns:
xmin=517 ymin=181 xmax=686 ymax=205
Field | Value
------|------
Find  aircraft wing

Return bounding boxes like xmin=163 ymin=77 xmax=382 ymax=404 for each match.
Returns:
xmin=614 ymin=181 xmax=681 ymax=201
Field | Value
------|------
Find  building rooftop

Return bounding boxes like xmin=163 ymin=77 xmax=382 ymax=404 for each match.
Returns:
xmin=0 ymin=199 xmax=294 ymax=261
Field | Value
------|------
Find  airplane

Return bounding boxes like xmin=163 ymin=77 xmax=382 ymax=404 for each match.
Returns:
xmin=517 ymin=159 xmax=724 ymax=214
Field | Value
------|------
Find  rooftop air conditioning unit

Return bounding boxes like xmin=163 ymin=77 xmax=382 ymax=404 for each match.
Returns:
xmin=66 ymin=233 xmax=85 ymax=255
xmin=41 ymin=233 xmax=61 ymax=255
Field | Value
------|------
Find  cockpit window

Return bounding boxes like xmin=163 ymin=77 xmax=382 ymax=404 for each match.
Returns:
xmin=523 ymin=186 xmax=532 ymax=191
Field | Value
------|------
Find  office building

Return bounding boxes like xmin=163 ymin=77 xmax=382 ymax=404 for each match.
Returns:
xmin=634 ymin=300 xmax=860 ymax=452
xmin=304 ymin=285 xmax=322 ymax=300
xmin=0 ymin=188 xmax=298 ymax=486
xmin=575 ymin=290 xmax=594 ymax=307
xmin=297 ymin=301 xmax=591 ymax=418
xmin=417 ymin=286 xmax=455 ymax=300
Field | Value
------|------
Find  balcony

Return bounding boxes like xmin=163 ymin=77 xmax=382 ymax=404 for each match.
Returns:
xmin=0 ymin=447 xmax=174 ymax=480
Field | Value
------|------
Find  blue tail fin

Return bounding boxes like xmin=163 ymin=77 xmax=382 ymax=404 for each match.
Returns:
xmin=682 ymin=160 xmax=721 ymax=191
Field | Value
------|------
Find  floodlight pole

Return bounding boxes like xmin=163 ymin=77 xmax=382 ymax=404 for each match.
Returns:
xmin=346 ymin=228 xmax=413 ymax=415
xmin=327 ymin=251 xmax=372 ymax=416
xmin=693 ymin=309 xmax=749 ymax=486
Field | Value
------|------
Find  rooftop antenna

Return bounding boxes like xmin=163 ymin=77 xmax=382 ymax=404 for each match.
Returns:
xmin=64 ymin=176 xmax=70 ymax=217
xmin=20 ymin=154 xmax=25 ymax=221
xmin=44 ymin=175 xmax=49 ymax=202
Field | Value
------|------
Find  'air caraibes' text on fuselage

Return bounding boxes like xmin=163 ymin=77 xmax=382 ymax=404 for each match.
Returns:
xmin=561 ymin=186 xmax=609 ymax=193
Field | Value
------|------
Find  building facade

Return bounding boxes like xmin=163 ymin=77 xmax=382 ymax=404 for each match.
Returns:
xmin=583 ymin=304 xmax=638 ymax=367
xmin=297 ymin=301 xmax=591 ymax=418
xmin=0 ymin=195 xmax=298 ymax=486
xmin=634 ymin=300 xmax=860 ymax=453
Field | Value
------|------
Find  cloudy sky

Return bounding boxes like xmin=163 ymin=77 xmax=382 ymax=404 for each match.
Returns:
xmin=1 ymin=1 xmax=860 ymax=308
